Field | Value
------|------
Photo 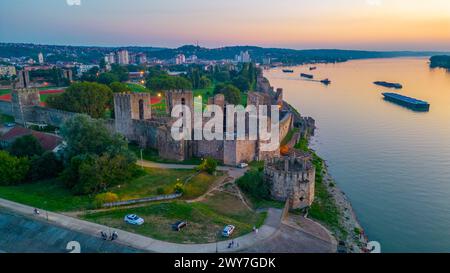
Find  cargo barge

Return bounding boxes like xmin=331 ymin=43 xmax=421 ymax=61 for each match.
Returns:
xmin=374 ymin=81 xmax=403 ymax=89
xmin=382 ymin=92 xmax=430 ymax=111
xmin=301 ymin=73 xmax=314 ymax=79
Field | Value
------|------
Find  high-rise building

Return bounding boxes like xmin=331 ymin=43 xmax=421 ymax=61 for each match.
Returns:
xmin=175 ymin=54 xmax=186 ymax=65
xmin=38 ymin=52 xmax=44 ymax=64
xmin=105 ymin=53 xmax=116 ymax=64
xmin=117 ymin=50 xmax=129 ymax=65
xmin=236 ymin=51 xmax=251 ymax=63
xmin=136 ymin=53 xmax=147 ymax=64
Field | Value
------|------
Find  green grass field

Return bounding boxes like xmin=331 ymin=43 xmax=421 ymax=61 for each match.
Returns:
xmin=0 ymin=179 xmax=92 ymax=212
xmin=0 ymin=166 xmax=221 ymax=212
xmin=82 ymin=191 xmax=266 ymax=243
xmin=109 ymin=167 xmax=219 ymax=201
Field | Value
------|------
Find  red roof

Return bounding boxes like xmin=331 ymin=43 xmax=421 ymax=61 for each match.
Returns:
xmin=0 ymin=126 xmax=62 ymax=151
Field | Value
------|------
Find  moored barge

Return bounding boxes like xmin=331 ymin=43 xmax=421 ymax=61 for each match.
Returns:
xmin=382 ymin=92 xmax=430 ymax=111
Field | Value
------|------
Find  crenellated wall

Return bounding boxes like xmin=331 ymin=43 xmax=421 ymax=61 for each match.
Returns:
xmin=264 ymin=152 xmax=316 ymax=209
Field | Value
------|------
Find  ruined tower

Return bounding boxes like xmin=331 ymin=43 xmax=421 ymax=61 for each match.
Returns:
xmin=264 ymin=150 xmax=316 ymax=209
xmin=113 ymin=92 xmax=152 ymax=139
xmin=11 ymin=88 xmax=41 ymax=124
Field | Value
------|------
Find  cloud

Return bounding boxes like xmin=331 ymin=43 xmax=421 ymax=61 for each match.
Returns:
xmin=366 ymin=0 xmax=382 ymax=6
xmin=66 ymin=0 xmax=81 ymax=6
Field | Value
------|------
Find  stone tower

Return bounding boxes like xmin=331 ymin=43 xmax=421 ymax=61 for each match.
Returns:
xmin=264 ymin=151 xmax=316 ymax=209
xmin=165 ymin=90 xmax=194 ymax=116
xmin=113 ymin=92 xmax=152 ymax=139
xmin=11 ymin=88 xmax=41 ymax=124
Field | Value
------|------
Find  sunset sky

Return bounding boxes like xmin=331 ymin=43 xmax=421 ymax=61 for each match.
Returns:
xmin=1 ymin=0 xmax=449 ymax=50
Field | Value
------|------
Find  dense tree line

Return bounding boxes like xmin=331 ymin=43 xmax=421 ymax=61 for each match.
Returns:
xmin=46 ymin=82 xmax=113 ymax=118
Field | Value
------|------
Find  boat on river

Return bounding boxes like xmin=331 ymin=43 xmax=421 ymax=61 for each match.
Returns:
xmin=382 ymin=92 xmax=430 ymax=111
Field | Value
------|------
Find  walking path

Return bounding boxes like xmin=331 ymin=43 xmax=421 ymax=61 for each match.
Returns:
xmin=0 ymin=197 xmax=282 ymax=253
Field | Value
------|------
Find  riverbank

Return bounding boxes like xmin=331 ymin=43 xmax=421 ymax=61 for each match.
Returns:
xmin=319 ymin=158 xmax=368 ymax=252
xmin=284 ymin=101 xmax=368 ymax=252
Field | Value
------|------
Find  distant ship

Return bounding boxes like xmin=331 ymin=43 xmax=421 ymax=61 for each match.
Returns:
xmin=282 ymin=69 xmax=294 ymax=73
xmin=320 ymin=78 xmax=331 ymax=85
xmin=300 ymin=73 xmax=314 ymax=79
xmin=309 ymin=66 xmax=317 ymax=71
xmin=374 ymin=81 xmax=403 ymax=89
xmin=382 ymin=92 xmax=430 ymax=111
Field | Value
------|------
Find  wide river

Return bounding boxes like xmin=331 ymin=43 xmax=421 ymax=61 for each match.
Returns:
xmin=265 ymin=57 xmax=450 ymax=253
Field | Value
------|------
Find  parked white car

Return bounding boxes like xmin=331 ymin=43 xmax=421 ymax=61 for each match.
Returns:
xmin=124 ymin=214 xmax=144 ymax=225
xmin=237 ymin=162 xmax=248 ymax=169
xmin=222 ymin=225 xmax=236 ymax=237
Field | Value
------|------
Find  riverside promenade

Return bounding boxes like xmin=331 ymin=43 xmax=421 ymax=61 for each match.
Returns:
xmin=0 ymin=197 xmax=282 ymax=253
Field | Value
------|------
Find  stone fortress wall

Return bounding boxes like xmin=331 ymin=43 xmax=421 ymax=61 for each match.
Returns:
xmin=0 ymin=67 xmax=316 ymax=166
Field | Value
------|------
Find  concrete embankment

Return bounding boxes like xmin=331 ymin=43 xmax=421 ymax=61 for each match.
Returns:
xmin=0 ymin=208 xmax=139 ymax=253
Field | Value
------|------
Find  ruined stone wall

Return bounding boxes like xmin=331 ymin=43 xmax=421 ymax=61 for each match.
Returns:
xmin=279 ymin=112 xmax=293 ymax=143
xmin=23 ymin=106 xmax=77 ymax=127
xmin=264 ymin=155 xmax=315 ymax=209
xmin=156 ymin=126 xmax=187 ymax=161
xmin=223 ymin=139 xmax=257 ymax=166
xmin=194 ymin=139 xmax=224 ymax=162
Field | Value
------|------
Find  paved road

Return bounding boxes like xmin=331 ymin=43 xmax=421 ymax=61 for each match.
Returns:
xmin=137 ymin=160 xmax=247 ymax=178
xmin=0 ymin=197 xmax=282 ymax=253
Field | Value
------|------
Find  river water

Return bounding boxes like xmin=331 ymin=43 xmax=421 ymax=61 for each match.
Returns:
xmin=265 ymin=58 xmax=450 ymax=252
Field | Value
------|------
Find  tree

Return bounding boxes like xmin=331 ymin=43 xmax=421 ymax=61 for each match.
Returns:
xmin=59 ymin=114 xmax=137 ymax=194
xmin=232 ymin=76 xmax=251 ymax=92
xmin=146 ymin=75 xmax=192 ymax=91
xmin=110 ymin=64 xmax=129 ymax=82
xmin=29 ymin=151 xmax=63 ymax=181
xmin=214 ymin=71 xmax=230 ymax=82
xmin=46 ymin=82 xmax=113 ymax=118
xmin=199 ymin=76 xmax=212 ymax=89
xmin=9 ymin=135 xmax=44 ymax=158
xmin=197 ymin=157 xmax=218 ymax=174
xmin=98 ymin=72 xmax=119 ymax=85
xmin=218 ymin=84 xmax=241 ymax=105
xmin=0 ymin=151 xmax=30 ymax=185
xmin=60 ymin=114 xmax=127 ymax=159
xmin=109 ymin=82 xmax=131 ymax=93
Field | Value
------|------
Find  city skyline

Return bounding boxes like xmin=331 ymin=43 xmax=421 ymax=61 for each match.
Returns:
xmin=0 ymin=0 xmax=449 ymax=51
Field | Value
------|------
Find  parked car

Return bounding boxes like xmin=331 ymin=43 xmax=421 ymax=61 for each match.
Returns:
xmin=222 ymin=225 xmax=236 ymax=237
xmin=172 ymin=221 xmax=187 ymax=231
xmin=237 ymin=162 xmax=248 ymax=169
xmin=124 ymin=214 xmax=144 ymax=225
xmin=3 ymin=122 xmax=15 ymax=128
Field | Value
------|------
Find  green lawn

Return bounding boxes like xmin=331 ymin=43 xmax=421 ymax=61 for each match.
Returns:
xmin=126 ymin=83 xmax=150 ymax=93
xmin=0 ymin=179 xmax=92 ymax=212
xmin=82 ymin=192 xmax=266 ymax=243
xmin=0 ymin=89 xmax=11 ymax=95
xmin=110 ymin=167 xmax=220 ymax=201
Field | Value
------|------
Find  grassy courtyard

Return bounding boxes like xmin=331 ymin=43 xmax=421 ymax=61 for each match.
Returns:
xmin=82 ymin=191 xmax=266 ymax=244
xmin=0 ymin=167 xmax=220 ymax=212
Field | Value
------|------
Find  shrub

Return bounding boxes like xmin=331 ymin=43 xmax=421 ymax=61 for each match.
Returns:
xmin=197 ymin=157 xmax=218 ymax=174
xmin=0 ymin=150 xmax=30 ymax=185
xmin=174 ymin=183 xmax=184 ymax=194
xmin=236 ymin=169 xmax=271 ymax=201
xmin=95 ymin=192 xmax=119 ymax=207
xmin=156 ymin=187 xmax=165 ymax=195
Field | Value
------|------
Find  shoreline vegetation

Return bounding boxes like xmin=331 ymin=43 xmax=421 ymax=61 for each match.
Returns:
xmin=287 ymin=100 xmax=368 ymax=252
xmin=430 ymin=55 xmax=450 ymax=69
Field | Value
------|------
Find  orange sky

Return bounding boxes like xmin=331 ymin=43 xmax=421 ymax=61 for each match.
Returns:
xmin=1 ymin=0 xmax=449 ymax=50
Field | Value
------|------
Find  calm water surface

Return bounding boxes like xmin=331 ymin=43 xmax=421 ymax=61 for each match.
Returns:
xmin=265 ymin=58 xmax=450 ymax=252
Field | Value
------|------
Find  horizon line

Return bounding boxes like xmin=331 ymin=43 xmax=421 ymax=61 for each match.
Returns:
xmin=1 ymin=41 xmax=449 ymax=53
